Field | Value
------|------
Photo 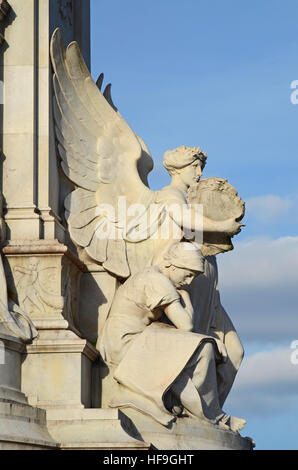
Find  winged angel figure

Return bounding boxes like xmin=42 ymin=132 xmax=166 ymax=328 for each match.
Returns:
xmin=50 ymin=30 xmax=247 ymax=432
xmin=50 ymin=29 xmax=243 ymax=280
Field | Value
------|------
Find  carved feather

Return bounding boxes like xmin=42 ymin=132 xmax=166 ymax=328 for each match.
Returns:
xmin=103 ymin=84 xmax=118 ymax=112
xmin=50 ymin=28 xmax=153 ymax=277
xmin=96 ymin=73 xmax=104 ymax=91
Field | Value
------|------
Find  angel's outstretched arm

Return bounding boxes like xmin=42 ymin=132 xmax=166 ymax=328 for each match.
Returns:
xmin=168 ymin=204 xmax=243 ymax=236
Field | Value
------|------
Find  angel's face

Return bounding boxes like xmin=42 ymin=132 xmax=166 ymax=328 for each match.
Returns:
xmin=180 ymin=161 xmax=204 ymax=187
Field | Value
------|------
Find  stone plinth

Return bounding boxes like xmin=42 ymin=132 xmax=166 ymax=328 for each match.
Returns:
xmin=3 ymin=238 xmax=100 ymax=413
xmin=0 ymin=401 xmax=58 ymax=450
xmin=0 ymin=330 xmax=28 ymax=404
xmin=46 ymin=408 xmax=150 ymax=450
xmin=0 ymin=331 xmax=57 ymax=450
xmin=22 ymin=328 xmax=99 ymax=410
xmin=121 ymin=408 xmax=254 ymax=451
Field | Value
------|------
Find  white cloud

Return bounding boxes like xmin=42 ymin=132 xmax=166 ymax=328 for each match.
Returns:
xmin=217 ymin=236 xmax=298 ymax=341
xmin=225 ymin=348 xmax=298 ymax=416
xmin=246 ymin=195 xmax=293 ymax=223
xmin=218 ymin=236 xmax=298 ymax=289
xmin=234 ymin=348 xmax=297 ymax=388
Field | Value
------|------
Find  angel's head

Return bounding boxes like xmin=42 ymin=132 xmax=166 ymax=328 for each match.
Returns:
xmin=160 ymin=242 xmax=205 ymax=288
xmin=163 ymin=146 xmax=207 ymax=187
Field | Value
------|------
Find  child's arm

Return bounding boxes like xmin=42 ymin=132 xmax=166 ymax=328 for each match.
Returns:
xmin=178 ymin=289 xmax=194 ymax=320
xmin=163 ymin=296 xmax=193 ymax=332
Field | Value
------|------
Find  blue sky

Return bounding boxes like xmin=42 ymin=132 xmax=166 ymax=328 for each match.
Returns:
xmin=90 ymin=0 xmax=298 ymax=449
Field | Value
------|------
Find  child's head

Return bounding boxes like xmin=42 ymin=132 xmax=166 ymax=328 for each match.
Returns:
xmin=161 ymin=242 xmax=205 ymax=288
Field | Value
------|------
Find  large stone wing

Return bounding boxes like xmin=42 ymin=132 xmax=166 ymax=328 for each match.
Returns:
xmin=50 ymin=29 xmax=152 ymax=278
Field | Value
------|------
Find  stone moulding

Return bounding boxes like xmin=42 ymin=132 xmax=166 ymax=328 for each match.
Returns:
xmin=25 ymin=328 xmax=99 ymax=361
xmin=3 ymin=239 xmax=86 ymax=272
xmin=0 ymin=332 xmax=58 ymax=450
xmin=0 ymin=400 xmax=58 ymax=450
xmin=46 ymin=408 xmax=150 ymax=450
xmin=3 ymin=239 xmax=86 ymax=332
xmin=21 ymin=329 xmax=100 ymax=410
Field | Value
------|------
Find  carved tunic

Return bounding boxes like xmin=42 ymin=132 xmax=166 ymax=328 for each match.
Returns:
xmin=100 ymin=266 xmax=217 ymax=425
xmin=100 ymin=266 xmax=180 ymax=365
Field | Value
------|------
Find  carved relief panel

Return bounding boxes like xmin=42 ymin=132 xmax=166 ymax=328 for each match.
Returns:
xmin=3 ymin=242 xmax=84 ymax=331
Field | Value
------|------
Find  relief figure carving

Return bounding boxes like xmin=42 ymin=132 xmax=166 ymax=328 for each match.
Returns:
xmin=14 ymin=258 xmax=64 ymax=316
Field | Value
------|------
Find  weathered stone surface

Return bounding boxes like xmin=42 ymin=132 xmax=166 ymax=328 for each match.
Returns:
xmin=188 ymin=177 xmax=245 ymax=256
xmin=0 ymin=400 xmax=57 ymax=450
xmin=0 ymin=332 xmax=57 ymax=450
xmin=46 ymin=408 xmax=150 ymax=450
xmin=1 ymin=0 xmax=90 ymax=242
xmin=21 ymin=328 xmax=99 ymax=410
xmin=0 ymin=332 xmax=27 ymax=404
xmin=121 ymin=408 xmax=254 ymax=451
xmin=79 ymin=268 xmax=117 ymax=346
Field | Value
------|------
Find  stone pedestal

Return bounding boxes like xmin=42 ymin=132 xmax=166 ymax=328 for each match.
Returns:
xmin=22 ymin=329 xmax=99 ymax=410
xmin=0 ymin=330 xmax=27 ymax=404
xmin=0 ymin=401 xmax=58 ymax=450
xmin=121 ymin=408 xmax=254 ymax=451
xmin=0 ymin=331 xmax=57 ymax=449
xmin=46 ymin=408 xmax=150 ymax=450
xmin=3 ymin=239 xmax=101 ymax=411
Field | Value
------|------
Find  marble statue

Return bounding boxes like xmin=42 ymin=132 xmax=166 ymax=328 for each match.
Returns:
xmin=50 ymin=28 xmax=247 ymax=436
xmin=50 ymin=29 xmax=243 ymax=280
xmin=99 ymin=242 xmax=246 ymax=433
xmin=187 ymin=179 xmax=245 ymax=407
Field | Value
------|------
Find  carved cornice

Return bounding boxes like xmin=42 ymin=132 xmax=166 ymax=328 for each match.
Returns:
xmin=0 ymin=0 xmax=11 ymax=21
